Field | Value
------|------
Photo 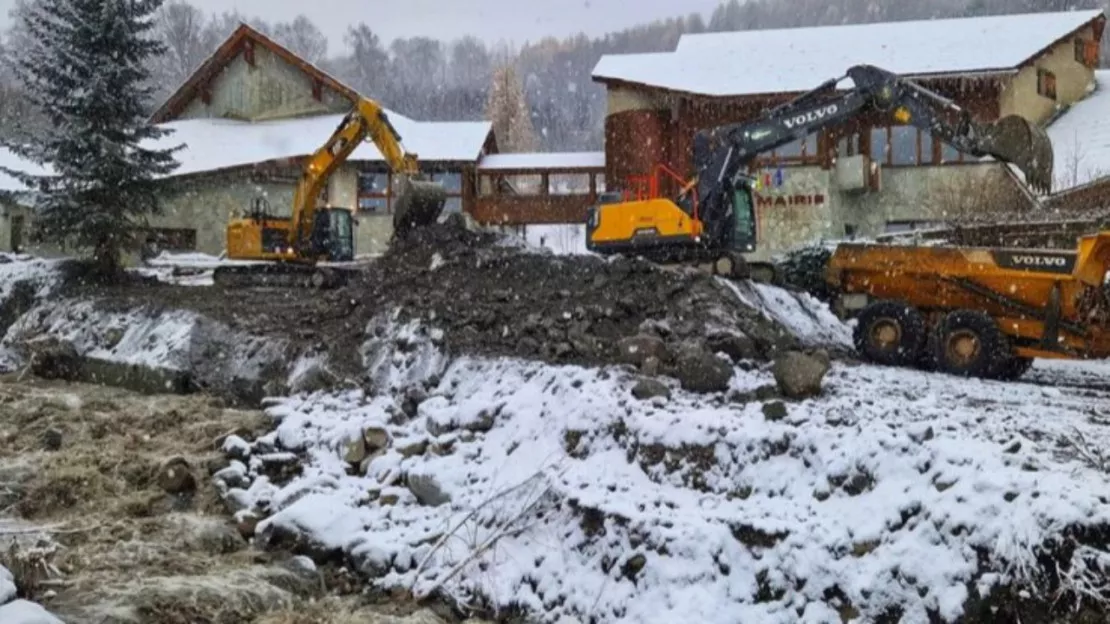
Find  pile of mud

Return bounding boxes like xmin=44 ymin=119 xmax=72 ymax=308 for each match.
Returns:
xmin=62 ymin=217 xmax=808 ymax=392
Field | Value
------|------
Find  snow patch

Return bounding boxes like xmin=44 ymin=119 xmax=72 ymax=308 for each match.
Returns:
xmin=0 ymin=254 xmax=64 ymax=300
xmin=723 ymin=280 xmax=852 ymax=349
xmin=0 ymin=600 xmax=65 ymax=624
xmin=524 ymin=224 xmax=591 ymax=255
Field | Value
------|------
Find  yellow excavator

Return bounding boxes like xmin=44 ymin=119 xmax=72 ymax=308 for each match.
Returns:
xmin=586 ymin=63 xmax=1055 ymax=283
xmin=212 ymin=97 xmax=448 ymax=289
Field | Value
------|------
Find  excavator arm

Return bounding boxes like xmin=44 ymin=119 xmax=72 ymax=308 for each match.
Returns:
xmin=692 ymin=63 xmax=1054 ymax=248
xmin=289 ymin=98 xmax=445 ymax=256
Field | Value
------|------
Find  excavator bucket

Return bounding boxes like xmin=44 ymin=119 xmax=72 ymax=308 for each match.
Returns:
xmin=977 ymin=114 xmax=1055 ymax=193
xmin=392 ymin=175 xmax=448 ymax=238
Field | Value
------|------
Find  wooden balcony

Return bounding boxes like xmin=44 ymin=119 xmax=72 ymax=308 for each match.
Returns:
xmin=469 ymin=152 xmax=605 ymax=226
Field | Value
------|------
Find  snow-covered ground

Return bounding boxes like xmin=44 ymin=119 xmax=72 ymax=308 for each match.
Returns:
xmin=228 ymin=348 xmax=1110 ymax=624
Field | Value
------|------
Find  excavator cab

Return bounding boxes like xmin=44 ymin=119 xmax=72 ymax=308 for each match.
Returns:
xmin=310 ymin=208 xmax=354 ymax=262
xmin=728 ymin=176 xmax=758 ymax=253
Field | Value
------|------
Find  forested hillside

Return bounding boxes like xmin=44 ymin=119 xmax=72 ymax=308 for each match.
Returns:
xmin=0 ymin=0 xmax=1106 ymax=151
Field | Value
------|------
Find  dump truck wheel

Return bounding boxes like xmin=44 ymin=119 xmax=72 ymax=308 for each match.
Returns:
xmin=853 ymin=301 xmax=926 ymax=367
xmin=997 ymin=356 xmax=1033 ymax=381
xmin=933 ymin=310 xmax=1010 ymax=379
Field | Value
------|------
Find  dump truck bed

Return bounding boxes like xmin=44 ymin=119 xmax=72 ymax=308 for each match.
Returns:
xmin=826 ymin=237 xmax=1110 ymax=360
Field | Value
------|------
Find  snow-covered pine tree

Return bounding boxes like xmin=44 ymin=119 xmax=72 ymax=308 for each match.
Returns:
xmin=1 ymin=0 xmax=181 ymax=277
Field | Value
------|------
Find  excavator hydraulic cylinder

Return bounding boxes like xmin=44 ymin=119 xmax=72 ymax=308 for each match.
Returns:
xmin=392 ymin=175 xmax=448 ymax=238
xmin=977 ymin=114 xmax=1054 ymax=193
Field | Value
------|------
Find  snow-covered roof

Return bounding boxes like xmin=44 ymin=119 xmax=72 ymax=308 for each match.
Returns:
xmin=151 ymin=114 xmax=492 ymax=177
xmin=592 ymin=10 xmax=1106 ymax=97
xmin=478 ymin=151 xmax=605 ymax=171
xmin=0 ymin=113 xmax=491 ymax=194
xmin=1048 ymin=69 xmax=1110 ymax=189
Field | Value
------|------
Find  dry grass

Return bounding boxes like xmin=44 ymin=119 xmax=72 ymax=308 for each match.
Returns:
xmin=0 ymin=377 xmax=444 ymax=623
xmin=257 ymin=602 xmax=447 ymax=624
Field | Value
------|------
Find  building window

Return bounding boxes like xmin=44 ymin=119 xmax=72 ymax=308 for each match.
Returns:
xmin=889 ymin=126 xmax=917 ymax=166
xmin=919 ymin=131 xmax=933 ymax=164
xmin=1075 ymin=39 xmax=1100 ymax=68
xmin=427 ymin=170 xmax=464 ymax=212
xmin=870 ymin=127 xmax=888 ymax=164
xmin=940 ymin=141 xmax=964 ymax=164
xmin=837 ymin=132 xmax=861 ymax=157
xmin=1037 ymin=68 xmax=1057 ymax=100
xmin=766 ymin=133 xmax=818 ymax=164
xmin=358 ymin=171 xmax=389 ymax=212
xmin=864 ymin=125 xmax=967 ymax=166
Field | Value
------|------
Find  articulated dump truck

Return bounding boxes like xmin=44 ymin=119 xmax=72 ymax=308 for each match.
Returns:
xmin=825 ymin=232 xmax=1110 ymax=380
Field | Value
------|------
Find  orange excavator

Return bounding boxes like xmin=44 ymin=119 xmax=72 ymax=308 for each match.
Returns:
xmin=585 ymin=63 xmax=1054 ymax=283
xmin=213 ymin=96 xmax=447 ymax=289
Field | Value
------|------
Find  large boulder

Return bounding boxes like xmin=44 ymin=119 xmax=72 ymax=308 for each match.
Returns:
xmin=772 ymin=350 xmax=831 ymax=399
xmin=707 ymin=330 xmax=759 ymax=362
xmin=23 ymin=336 xmax=81 ymax=381
xmin=673 ymin=342 xmax=733 ymax=393
xmin=616 ymin=334 xmax=669 ymax=367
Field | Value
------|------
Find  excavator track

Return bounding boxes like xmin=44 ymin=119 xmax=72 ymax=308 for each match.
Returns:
xmin=212 ymin=263 xmax=352 ymax=290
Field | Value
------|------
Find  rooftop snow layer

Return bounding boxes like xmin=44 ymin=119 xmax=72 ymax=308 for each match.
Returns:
xmin=1048 ymin=69 xmax=1110 ymax=188
xmin=592 ymin=10 xmax=1105 ymax=96
xmin=151 ymin=114 xmax=492 ymax=177
xmin=478 ymin=151 xmax=606 ymax=170
xmin=0 ymin=113 xmax=492 ymax=190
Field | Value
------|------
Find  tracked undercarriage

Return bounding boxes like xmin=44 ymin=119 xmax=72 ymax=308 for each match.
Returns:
xmin=211 ymin=263 xmax=357 ymax=289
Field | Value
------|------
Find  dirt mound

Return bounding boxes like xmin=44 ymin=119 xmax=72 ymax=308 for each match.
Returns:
xmin=52 ymin=217 xmax=803 ymax=392
xmin=352 ymin=216 xmax=796 ymax=366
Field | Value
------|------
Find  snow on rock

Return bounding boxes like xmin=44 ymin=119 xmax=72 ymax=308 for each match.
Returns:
xmin=0 ymin=298 xmax=305 ymax=402
xmin=0 ymin=254 xmax=64 ymax=301
xmin=362 ymin=310 xmax=449 ymax=395
xmin=220 ymin=353 xmax=1110 ymax=623
xmin=723 ymin=280 xmax=852 ymax=351
xmin=0 ymin=600 xmax=66 ymax=624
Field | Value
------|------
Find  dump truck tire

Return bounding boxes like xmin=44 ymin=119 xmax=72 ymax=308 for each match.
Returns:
xmin=853 ymin=300 xmax=926 ymax=367
xmin=932 ymin=310 xmax=1010 ymax=379
xmin=997 ymin=356 xmax=1033 ymax=381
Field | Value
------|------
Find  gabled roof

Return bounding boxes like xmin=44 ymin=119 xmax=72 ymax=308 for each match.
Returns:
xmin=1048 ymin=69 xmax=1110 ymax=189
xmin=592 ymin=9 xmax=1106 ymax=97
xmin=139 ymin=22 xmax=491 ymax=171
xmin=151 ymin=23 xmax=367 ymax=124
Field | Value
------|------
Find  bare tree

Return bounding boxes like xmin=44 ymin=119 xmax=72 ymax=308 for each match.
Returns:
xmin=448 ymin=36 xmax=492 ymax=90
xmin=272 ymin=15 xmax=328 ymax=66
xmin=153 ymin=1 xmax=218 ymax=95
xmin=341 ymin=23 xmax=390 ymax=97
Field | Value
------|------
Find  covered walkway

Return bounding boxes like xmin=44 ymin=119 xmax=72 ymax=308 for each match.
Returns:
xmin=469 ymin=151 xmax=605 ymax=225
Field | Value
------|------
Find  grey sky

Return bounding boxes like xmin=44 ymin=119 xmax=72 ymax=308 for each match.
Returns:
xmin=0 ymin=0 xmax=724 ymax=52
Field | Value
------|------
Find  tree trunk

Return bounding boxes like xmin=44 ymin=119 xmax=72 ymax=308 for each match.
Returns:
xmin=93 ymin=238 xmax=123 ymax=283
